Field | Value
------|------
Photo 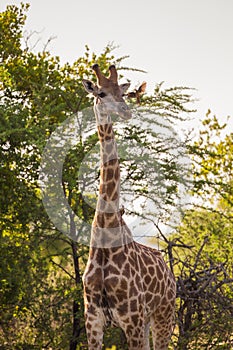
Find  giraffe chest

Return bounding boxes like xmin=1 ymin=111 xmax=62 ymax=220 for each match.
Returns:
xmin=101 ymin=258 xmax=162 ymax=322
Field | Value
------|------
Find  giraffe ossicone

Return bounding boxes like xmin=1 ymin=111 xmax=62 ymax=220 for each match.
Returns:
xmin=82 ymin=64 xmax=176 ymax=350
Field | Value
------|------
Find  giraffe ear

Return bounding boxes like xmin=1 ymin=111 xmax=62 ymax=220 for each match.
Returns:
xmin=119 ymin=82 xmax=130 ymax=95
xmin=82 ymin=79 xmax=98 ymax=95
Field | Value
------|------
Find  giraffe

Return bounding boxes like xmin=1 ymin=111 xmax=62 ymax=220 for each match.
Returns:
xmin=82 ymin=64 xmax=176 ymax=350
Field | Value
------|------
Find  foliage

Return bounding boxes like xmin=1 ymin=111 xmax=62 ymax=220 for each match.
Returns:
xmin=189 ymin=110 xmax=233 ymax=207
xmin=166 ymin=114 xmax=233 ymax=349
xmin=169 ymin=210 xmax=233 ymax=349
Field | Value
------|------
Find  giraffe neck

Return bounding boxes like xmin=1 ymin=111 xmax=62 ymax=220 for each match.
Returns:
xmin=91 ymin=107 xmax=133 ymax=248
xmin=97 ymin=122 xmax=120 ymax=211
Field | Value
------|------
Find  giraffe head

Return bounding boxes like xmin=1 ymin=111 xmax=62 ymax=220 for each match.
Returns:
xmin=82 ymin=64 xmax=132 ymax=122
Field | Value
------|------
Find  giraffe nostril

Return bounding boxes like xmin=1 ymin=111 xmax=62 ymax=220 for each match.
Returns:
xmin=121 ymin=104 xmax=129 ymax=111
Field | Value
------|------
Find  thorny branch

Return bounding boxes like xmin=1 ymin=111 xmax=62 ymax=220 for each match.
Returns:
xmin=160 ymin=234 xmax=233 ymax=349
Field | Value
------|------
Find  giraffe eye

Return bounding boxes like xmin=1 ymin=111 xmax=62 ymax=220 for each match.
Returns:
xmin=98 ymin=92 xmax=106 ymax=98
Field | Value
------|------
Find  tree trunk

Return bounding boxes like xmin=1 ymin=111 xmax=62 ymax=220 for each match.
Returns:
xmin=69 ymin=225 xmax=82 ymax=350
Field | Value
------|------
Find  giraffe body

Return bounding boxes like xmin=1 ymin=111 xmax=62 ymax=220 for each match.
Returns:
xmin=84 ymin=243 xmax=176 ymax=349
xmin=82 ymin=65 xmax=176 ymax=349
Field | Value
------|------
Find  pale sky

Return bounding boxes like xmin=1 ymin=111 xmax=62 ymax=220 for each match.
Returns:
xmin=1 ymin=0 xmax=233 ymax=130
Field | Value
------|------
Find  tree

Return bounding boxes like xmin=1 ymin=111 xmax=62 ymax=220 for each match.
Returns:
xmin=166 ymin=113 xmax=233 ymax=349
xmin=1 ymin=3 xmax=95 ymax=348
xmin=190 ymin=110 xmax=233 ymax=209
